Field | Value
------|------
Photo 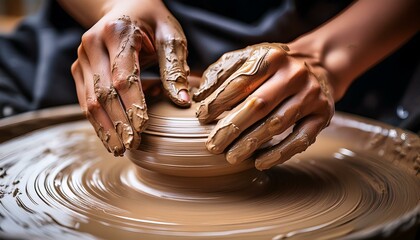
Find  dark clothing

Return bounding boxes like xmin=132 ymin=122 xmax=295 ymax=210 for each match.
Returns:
xmin=0 ymin=0 xmax=418 ymax=133
xmin=0 ymin=0 xmax=82 ymax=116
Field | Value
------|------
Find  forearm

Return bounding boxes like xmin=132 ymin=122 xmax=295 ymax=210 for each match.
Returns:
xmin=57 ymin=0 xmax=113 ymax=27
xmin=56 ymin=0 xmax=164 ymax=28
xmin=289 ymin=0 xmax=420 ymax=101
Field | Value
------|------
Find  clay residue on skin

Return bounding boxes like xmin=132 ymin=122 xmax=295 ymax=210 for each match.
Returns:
xmin=114 ymin=121 xmax=134 ymax=149
xmin=255 ymin=131 xmax=312 ymax=171
xmin=206 ymin=123 xmax=240 ymax=154
xmin=196 ymin=45 xmax=272 ymax=124
xmin=84 ymin=109 xmax=113 ymax=154
xmin=157 ymin=34 xmax=190 ymax=107
xmin=307 ymin=63 xmax=331 ymax=97
xmin=226 ymin=105 xmax=297 ymax=165
xmin=206 ymin=96 xmax=267 ymax=154
xmin=93 ymin=74 xmax=128 ymax=155
xmin=110 ymin=15 xmax=149 ymax=149
xmin=126 ymin=103 xmax=148 ymax=133
xmin=192 ymin=49 xmax=252 ymax=102
xmin=95 ymin=123 xmax=111 ymax=152
xmin=227 ymin=116 xmax=281 ymax=164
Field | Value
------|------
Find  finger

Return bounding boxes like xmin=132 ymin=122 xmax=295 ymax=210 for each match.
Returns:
xmin=83 ymin=25 xmax=141 ymax=150
xmin=226 ymin=92 xmax=311 ymax=165
xmin=77 ymin=45 xmax=125 ymax=156
xmin=196 ymin=44 xmax=289 ymax=124
xmin=71 ymin=60 xmax=86 ymax=110
xmin=193 ymin=48 xmax=251 ymax=102
xmin=157 ymin=32 xmax=191 ymax=107
xmin=255 ymin=115 xmax=328 ymax=170
xmin=205 ymin=58 xmax=308 ymax=154
xmin=102 ymin=16 xmax=149 ymax=145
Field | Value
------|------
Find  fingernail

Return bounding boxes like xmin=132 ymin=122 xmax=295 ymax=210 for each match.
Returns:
xmin=178 ymin=90 xmax=191 ymax=104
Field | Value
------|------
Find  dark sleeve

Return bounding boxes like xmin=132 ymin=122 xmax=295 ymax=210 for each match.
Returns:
xmin=0 ymin=0 xmax=84 ymax=118
xmin=164 ymin=0 xmax=352 ymax=72
xmin=165 ymin=0 xmax=420 ymax=132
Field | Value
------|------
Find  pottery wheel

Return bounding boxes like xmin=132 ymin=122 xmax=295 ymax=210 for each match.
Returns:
xmin=0 ymin=101 xmax=419 ymax=240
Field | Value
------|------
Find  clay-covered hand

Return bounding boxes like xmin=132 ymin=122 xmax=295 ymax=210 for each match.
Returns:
xmin=71 ymin=1 xmax=190 ymax=156
xmin=194 ymin=43 xmax=334 ymax=170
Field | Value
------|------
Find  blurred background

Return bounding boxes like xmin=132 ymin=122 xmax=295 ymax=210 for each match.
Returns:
xmin=0 ymin=0 xmax=43 ymax=32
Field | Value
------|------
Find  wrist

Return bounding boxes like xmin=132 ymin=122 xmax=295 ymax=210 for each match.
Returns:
xmin=288 ymin=33 xmax=353 ymax=102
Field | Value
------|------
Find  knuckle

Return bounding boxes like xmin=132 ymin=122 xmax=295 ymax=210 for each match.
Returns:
xmin=104 ymin=18 xmax=136 ymax=33
xmin=70 ymin=61 xmax=79 ymax=76
xmin=249 ymin=96 xmax=269 ymax=114
xmin=81 ymin=31 xmax=99 ymax=46
xmin=112 ymin=76 xmax=130 ymax=92
xmin=103 ymin=20 xmax=119 ymax=33
xmin=296 ymin=63 xmax=310 ymax=79
xmin=234 ymin=76 xmax=249 ymax=89
xmin=286 ymin=62 xmax=309 ymax=87
xmin=267 ymin=46 xmax=287 ymax=61
xmin=76 ymin=45 xmax=84 ymax=57
xmin=104 ymin=19 xmax=142 ymax=46
xmin=268 ymin=116 xmax=283 ymax=132
xmin=86 ymin=98 xmax=102 ymax=113
xmin=159 ymin=36 xmax=187 ymax=46
xmin=94 ymin=85 xmax=112 ymax=103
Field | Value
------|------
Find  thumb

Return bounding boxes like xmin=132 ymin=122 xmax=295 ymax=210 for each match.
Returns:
xmin=156 ymin=33 xmax=191 ymax=107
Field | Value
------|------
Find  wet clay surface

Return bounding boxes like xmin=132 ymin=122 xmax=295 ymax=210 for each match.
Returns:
xmin=127 ymin=99 xmax=254 ymax=177
xmin=0 ymin=103 xmax=419 ymax=239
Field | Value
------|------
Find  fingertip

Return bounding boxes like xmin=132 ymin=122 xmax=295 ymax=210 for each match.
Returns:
xmin=111 ymin=145 xmax=125 ymax=157
xmin=195 ymin=102 xmax=209 ymax=124
xmin=255 ymin=159 xmax=269 ymax=171
xmin=225 ymin=152 xmax=238 ymax=165
xmin=192 ymin=83 xmax=210 ymax=102
xmin=205 ymin=139 xmax=223 ymax=155
xmin=192 ymin=91 xmax=202 ymax=102
xmin=177 ymin=89 xmax=191 ymax=107
xmin=226 ymin=146 xmax=245 ymax=165
xmin=128 ymin=135 xmax=141 ymax=151
xmin=255 ymin=151 xmax=282 ymax=171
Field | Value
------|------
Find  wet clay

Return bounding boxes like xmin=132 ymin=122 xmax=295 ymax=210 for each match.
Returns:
xmin=0 ymin=102 xmax=419 ymax=239
xmin=128 ymin=99 xmax=254 ymax=177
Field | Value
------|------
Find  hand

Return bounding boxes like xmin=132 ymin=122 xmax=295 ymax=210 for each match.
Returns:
xmin=194 ymin=43 xmax=334 ymax=170
xmin=71 ymin=0 xmax=190 ymax=156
